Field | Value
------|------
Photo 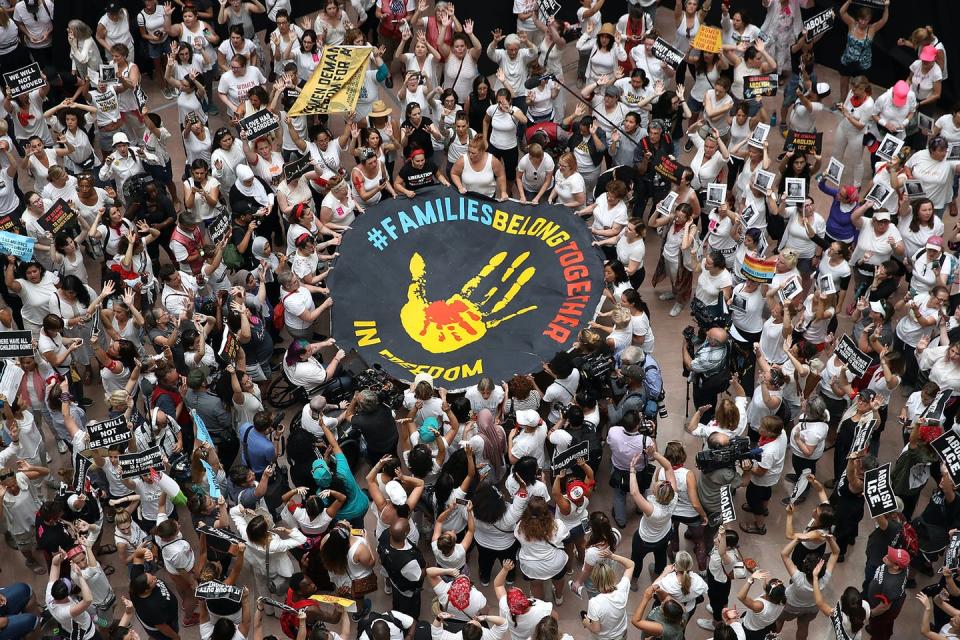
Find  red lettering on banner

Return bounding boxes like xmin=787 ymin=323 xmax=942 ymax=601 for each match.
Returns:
xmin=545 ymin=241 xmax=593 ymax=344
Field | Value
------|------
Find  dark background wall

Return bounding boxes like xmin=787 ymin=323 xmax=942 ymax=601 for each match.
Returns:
xmin=54 ymin=0 xmax=960 ymax=104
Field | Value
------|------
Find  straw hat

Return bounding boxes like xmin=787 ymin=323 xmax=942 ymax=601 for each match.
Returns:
xmin=369 ymin=100 xmax=392 ymax=118
xmin=598 ymin=23 xmax=617 ymax=38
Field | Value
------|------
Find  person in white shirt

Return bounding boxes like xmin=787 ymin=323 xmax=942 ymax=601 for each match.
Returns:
xmin=577 ymin=180 xmax=629 ymax=244
xmin=905 ymin=137 xmax=960 ymax=216
xmin=738 ymin=570 xmax=787 ymax=639
xmin=494 ymin=560 xmax=555 ymax=640
xmin=908 ymin=45 xmax=943 ymax=109
xmin=583 ymin=552 xmax=635 ymax=640
xmin=515 ymin=144 xmax=555 ymax=203
xmin=740 ymin=415 xmax=787 ymax=536
xmin=787 ymin=82 xmax=830 ymax=133
xmin=627 ymin=448 xmax=678 ymax=590
xmin=508 ymin=409 xmax=548 ymax=471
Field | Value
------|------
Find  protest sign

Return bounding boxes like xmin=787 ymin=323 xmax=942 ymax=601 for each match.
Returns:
xmin=117 ymin=445 xmax=164 ymax=479
xmin=238 ymin=109 xmax=280 ymax=140
xmin=219 ymin=332 xmax=240 ymax=363
xmin=550 ymin=441 xmax=589 ymax=472
xmin=207 ymin=207 xmax=231 ymax=246
xmin=691 ymin=26 xmax=722 ymax=53
xmin=0 ymin=331 xmax=33 ymax=358
xmin=785 ymin=131 xmax=823 ymax=155
xmin=197 ymin=520 xmax=245 ymax=544
xmin=784 ymin=177 xmax=806 ymax=204
xmin=864 ymin=463 xmax=898 ymax=518
xmin=919 ymin=390 xmax=952 ymax=427
xmin=85 ymin=415 xmax=130 ymax=451
xmin=865 ymin=182 xmax=893 ymax=209
xmin=803 ymin=9 xmax=836 ymax=38
xmin=196 ymin=581 xmax=244 ymax=603
xmin=38 ymin=199 xmax=78 ymax=235
xmin=0 ymin=361 xmax=24 ymax=403
xmin=876 ymin=134 xmax=904 ymax=163
xmin=651 ymin=38 xmax=684 ymax=69
xmin=200 ymin=459 xmax=221 ymax=499
xmin=788 ymin=469 xmax=810 ymax=505
xmin=284 ymin=153 xmax=312 ymax=181
xmin=73 ymin=452 xmax=92 ymax=489
xmin=850 ymin=418 xmax=876 ymax=454
xmin=3 ymin=63 xmax=43 ymax=98
xmin=825 ymin=157 xmax=844 ymax=185
xmin=945 ymin=531 xmax=960 ymax=569
xmin=743 ymin=74 xmax=778 ymax=99
xmin=719 ymin=485 xmax=736 ymax=523
xmin=289 ymin=46 xmax=373 ymax=116
xmin=777 ymin=276 xmax=802 ymax=304
xmin=835 ymin=334 xmax=871 ymax=377
xmin=930 ymin=430 xmax=960 ymax=486
xmin=654 ymin=156 xmax=686 ymax=183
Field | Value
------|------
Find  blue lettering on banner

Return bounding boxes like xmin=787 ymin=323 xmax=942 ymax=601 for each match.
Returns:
xmin=0 ymin=231 xmax=35 ymax=261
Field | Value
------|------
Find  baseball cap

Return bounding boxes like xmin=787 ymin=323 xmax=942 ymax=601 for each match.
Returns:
xmin=815 ymin=82 xmax=831 ymax=98
xmin=872 ymin=210 xmax=891 ymax=222
xmin=418 ymin=416 xmax=439 ymax=443
xmin=920 ymin=45 xmax=938 ymax=63
xmin=869 ymin=300 xmax=887 ymax=316
xmin=567 ymin=480 xmax=589 ymax=501
xmin=604 ymin=84 xmax=622 ymax=98
xmin=384 ymin=480 xmax=407 ymax=506
xmin=892 ymin=80 xmax=910 ymax=107
xmin=413 ymin=372 xmax=434 ymax=388
xmin=238 ymin=487 xmax=259 ymax=510
xmin=886 ymin=546 xmax=910 ymax=569
xmin=515 ymin=409 xmax=541 ymax=428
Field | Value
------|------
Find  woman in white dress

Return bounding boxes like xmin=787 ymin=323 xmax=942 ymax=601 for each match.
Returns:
xmin=514 ymin=497 xmax=569 ymax=604
xmin=5 ymin=258 xmax=57 ymax=337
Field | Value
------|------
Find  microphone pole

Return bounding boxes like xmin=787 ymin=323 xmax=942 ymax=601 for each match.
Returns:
xmin=527 ymin=73 xmax=636 ymax=142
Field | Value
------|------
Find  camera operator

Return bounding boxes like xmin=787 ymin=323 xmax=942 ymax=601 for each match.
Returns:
xmin=739 ymin=415 xmax=787 ymax=536
xmin=696 ymin=432 xmax=741 ymax=539
xmin=344 ymin=390 xmax=400 ymax=467
xmin=683 ymin=327 xmax=731 ymax=423
xmin=542 ymin=351 xmax=581 ymax=425
xmin=605 ymin=364 xmax=648 ymax=428
xmin=547 ymin=404 xmax=601 ymax=475
xmin=617 ymin=345 xmax=666 ymax=420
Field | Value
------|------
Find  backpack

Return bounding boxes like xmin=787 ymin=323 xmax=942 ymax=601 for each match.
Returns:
xmin=222 ymin=243 xmax=244 ymax=271
xmin=273 ymin=291 xmax=296 ymax=331
xmin=356 ymin=611 xmax=403 ymax=640
xmin=567 ymin=419 xmax=601 ymax=458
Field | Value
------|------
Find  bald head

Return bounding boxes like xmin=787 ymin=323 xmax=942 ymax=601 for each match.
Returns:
xmin=706 ymin=328 xmax=728 ymax=346
xmin=389 ymin=517 xmax=410 ymax=543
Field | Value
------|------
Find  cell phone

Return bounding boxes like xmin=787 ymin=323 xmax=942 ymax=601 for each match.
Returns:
xmin=350 ymin=528 xmax=365 ymax=536
xmin=455 ymin=497 xmax=469 ymax=506
xmin=580 ymin=611 xmax=588 ymax=621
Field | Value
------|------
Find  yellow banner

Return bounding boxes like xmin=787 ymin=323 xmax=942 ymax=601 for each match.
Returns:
xmin=289 ymin=46 xmax=372 ymax=116
xmin=691 ymin=26 xmax=722 ymax=54
xmin=309 ymin=594 xmax=357 ymax=610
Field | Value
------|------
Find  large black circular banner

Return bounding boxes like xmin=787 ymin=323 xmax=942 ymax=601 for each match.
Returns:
xmin=327 ymin=186 xmax=605 ymax=388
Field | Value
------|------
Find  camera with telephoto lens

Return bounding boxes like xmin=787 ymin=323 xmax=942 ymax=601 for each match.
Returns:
xmin=354 ymin=365 xmax=404 ymax=410
xmin=578 ymin=351 xmax=616 ymax=398
xmin=682 ymin=326 xmax=701 ymax=377
xmin=695 ymin=436 xmax=763 ymax=473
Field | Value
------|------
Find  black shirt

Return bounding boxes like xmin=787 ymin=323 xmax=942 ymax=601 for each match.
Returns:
xmin=866 ymin=520 xmax=902 ymax=565
xmin=350 ymin=405 xmax=399 ymax=452
xmin=398 ymin=160 xmax=439 ymax=190
xmin=401 ymin=117 xmax=435 ymax=157
xmin=36 ymin=518 xmax=75 ymax=555
xmin=131 ymin=565 xmax=179 ymax=631
xmin=866 ymin=564 xmax=907 ymax=608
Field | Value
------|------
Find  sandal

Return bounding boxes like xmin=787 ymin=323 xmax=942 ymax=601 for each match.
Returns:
xmin=97 ymin=544 xmax=118 ymax=555
xmin=103 ymin=565 xmax=115 ymax=576
xmin=182 ymin=613 xmax=200 ymax=627
xmin=739 ymin=523 xmax=767 ymax=535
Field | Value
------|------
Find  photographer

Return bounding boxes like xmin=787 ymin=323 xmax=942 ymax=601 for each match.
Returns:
xmin=607 ymin=410 xmax=656 ymax=529
xmin=345 ymin=389 xmax=400 ymax=467
xmin=605 ymin=364 xmax=647 ymax=429
xmin=618 ymin=346 xmax=666 ymax=421
xmin=683 ymin=328 xmax=731 ymax=423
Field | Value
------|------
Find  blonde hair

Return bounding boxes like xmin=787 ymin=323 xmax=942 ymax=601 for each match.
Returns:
xmin=527 ymin=143 xmax=543 ymax=159
xmin=47 ymin=166 xmax=66 ymax=182
xmin=611 ymin=306 xmax=631 ymax=329
xmin=654 ymin=482 xmax=675 ymax=506
xmin=674 ymin=551 xmax=694 ymax=594
xmin=113 ymin=509 xmax=132 ymax=526
xmin=591 ymin=562 xmax=618 ymax=593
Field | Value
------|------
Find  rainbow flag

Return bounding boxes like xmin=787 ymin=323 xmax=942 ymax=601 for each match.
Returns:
xmin=742 ymin=255 xmax=777 ymax=283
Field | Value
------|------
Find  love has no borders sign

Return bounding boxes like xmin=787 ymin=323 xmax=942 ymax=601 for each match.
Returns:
xmin=327 ymin=186 xmax=604 ymax=387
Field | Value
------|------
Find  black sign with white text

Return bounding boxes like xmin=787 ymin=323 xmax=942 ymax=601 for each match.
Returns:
xmin=284 ymin=153 xmax=312 ymax=181
xmin=207 ymin=207 xmax=232 ymax=246
xmin=0 ymin=331 xmax=33 ymax=358
xmin=651 ymin=38 xmax=684 ymax=69
xmin=803 ymin=9 xmax=835 ymax=38
xmin=919 ymin=390 xmax=951 ymax=427
xmin=719 ymin=485 xmax=736 ymax=523
xmin=550 ymin=440 xmax=589 ymax=472
xmin=850 ymin=418 xmax=876 ymax=455
xmin=196 ymin=581 xmax=244 ymax=602
xmin=931 ymin=430 xmax=960 ymax=486
xmin=864 ymin=463 xmax=898 ymax=518
xmin=835 ymin=334 xmax=871 ymax=378
xmin=72 ymin=452 xmax=92 ymax=490
xmin=197 ymin=520 xmax=246 ymax=544
xmin=945 ymin=531 xmax=960 ymax=570
xmin=239 ymin=109 xmax=280 ymax=140
xmin=3 ymin=63 xmax=43 ymax=98
xmin=86 ymin=415 xmax=130 ymax=451
xmin=118 ymin=445 xmax=164 ymax=479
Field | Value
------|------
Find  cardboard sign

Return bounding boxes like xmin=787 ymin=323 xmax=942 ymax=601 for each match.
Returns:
xmin=284 ymin=153 xmax=312 ymax=181
xmin=691 ymin=26 xmax=722 ymax=53
xmin=536 ymin=0 xmax=562 ymax=22
xmin=788 ymin=468 xmax=811 ymax=505
xmin=0 ymin=361 xmax=24 ymax=403
xmin=784 ymin=177 xmax=806 ymax=204
xmin=749 ymin=123 xmax=770 ymax=147
xmin=117 ymin=445 xmax=164 ymax=479
xmin=706 ymin=183 xmax=726 ymax=207
xmin=719 ymin=484 xmax=736 ymax=523
xmin=945 ymin=531 xmax=960 ymax=569
xmin=197 ymin=520 xmax=245 ymax=544
xmin=651 ymin=38 xmax=684 ymax=69
xmin=200 ymin=459 xmax=221 ymax=499
xmin=85 ymin=415 xmax=129 ymax=451
xmin=550 ymin=440 xmax=590 ymax=472
xmin=865 ymin=182 xmax=893 ymax=209
xmin=850 ymin=418 xmax=876 ymax=454
xmin=817 ymin=272 xmax=837 ymax=295
xmin=753 ymin=168 xmax=775 ymax=193
xmin=2 ymin=63 xmax=43 ymax=98
xmin=743 ymin=74 xmax=778 ymax=99
xmin=656 ymin=191 xmax=678 ymax=215
xmin=309 ymin=594 xmax=358 ymax=612
xmin=72 ymin=452 xmax=92 ymax=489
xmin=864 ymin=463 xmax=898 ymax=518
xmin=803 ymin=9 xmax=836 ymax=38
xmin=919 ymin=389 xmax=952 ymax=427
xmin=219 ymin=331 xmax=240 ymax=363
xmin=777 ymin=275 xmax=802 ymax=304
xmin=207 ymin=207 xmax=231 ymax=246
xmin=0 ymin=331 xmax=33 ymax=358
xmin=38 ymin=199 xmax=78 ymax=235
xmin=825 ymin=157 xmax=844 ymax=185
xmin=835 ymin=334 xmax=871 ymax=377
xmin=196 ymin=581 xmax=244 ymax=602
xmin=238 ymin=109 xmax=280 ymax=140
xmin=99 ymin=64 xmax=118 ymax=85
xmin=930 ymin=430 xmax=960 ymax=486
xmin=876 ymin=134 xmax=904 ymax=163
xmin=654 ymin=156 xmax=686 ymax=183
xmin=948 ymin=143 xmax=960 ymax=162
xmin=785 ymin=131 xmax=823 ymax=155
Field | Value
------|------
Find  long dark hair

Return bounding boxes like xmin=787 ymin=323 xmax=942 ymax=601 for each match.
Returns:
xmin=840 ymin=586 xmax=866 ymax=633
xmin=621 ymin=288 xmax=650 ymax=320
xmin=471 ymin=483 xmax=507 ymax=524
xmin=59 ymin=274 xmax=91 ymax=306
xmin=586 ymin=511 xmax=618 ymax=548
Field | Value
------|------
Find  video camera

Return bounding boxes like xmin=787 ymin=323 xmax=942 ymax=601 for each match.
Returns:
xmin=695 ymin=436 xmax=763 ymax=473
xmin=354 ymin=365 xmax=404 ymax=410
xmin=578 ymin=351 xmax=616 ymax=397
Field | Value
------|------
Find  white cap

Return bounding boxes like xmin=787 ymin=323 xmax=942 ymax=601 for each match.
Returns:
xmin=468 ymin=435 xmax=485 ymax=453
xmin=111 ymin=132 xmax=130 ymax=146
xmin=384 ymin=480 xmax=407 ymax=506
xmin=869 ymin=300 xmax=886 ymax=315
xmin=872 ymin=210 xmax=892 ymax=222
xmin=67 ymin=494 xmax=84 ymax=511
xmin=515 ymin=409 xmax=541 ymax=428
xmin=413 ymin=372 xmax=434 ymax=388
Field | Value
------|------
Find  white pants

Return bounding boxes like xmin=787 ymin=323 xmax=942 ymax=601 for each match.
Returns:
xmin=832 ymin=121 xmax=867 ymax=188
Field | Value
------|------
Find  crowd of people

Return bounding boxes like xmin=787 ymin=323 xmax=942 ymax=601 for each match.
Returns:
xmin=0 ymin=1 xmax=955 ymax=640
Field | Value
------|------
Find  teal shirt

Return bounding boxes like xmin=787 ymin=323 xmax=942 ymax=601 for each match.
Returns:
xmin=334 ymin=452 xmax=370 ymax=520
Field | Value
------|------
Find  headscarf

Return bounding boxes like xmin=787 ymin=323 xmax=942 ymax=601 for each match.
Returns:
xmin=251 ymin=236 xmax=278 ymax=282
xmin=506 ymin=588 xmax=531 ymax=615
xmin=475 ymin=409 xmax=506 ymax=478
xmin=235 ymin=164 xmax=271 ymax=206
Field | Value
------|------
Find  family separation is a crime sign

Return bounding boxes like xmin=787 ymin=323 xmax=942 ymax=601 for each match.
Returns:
xmin=327 ymin=186 xmax=604 ymax=388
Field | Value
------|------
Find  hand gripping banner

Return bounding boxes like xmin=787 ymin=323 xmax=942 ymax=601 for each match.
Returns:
xmin=327 ymin=186 xmax=605 ymax=388
xmin=289 ymin=46 xmax=372 ymax=116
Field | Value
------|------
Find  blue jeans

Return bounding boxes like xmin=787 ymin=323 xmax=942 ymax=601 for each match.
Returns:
xmin=0 ymin=583 xmax=38 ymax=640
xmin=783 ymin=70 xmax=818 ymax=109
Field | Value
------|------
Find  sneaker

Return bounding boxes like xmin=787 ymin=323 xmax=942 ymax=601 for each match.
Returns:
xmin=657 ymin=291 xmax=675 ymax=301
xmin=554 ymin=592 xmax=564 ymax=606
xmin=669 ymin=303 xmax=683 ymax=317
xmin=697 ymin=619 xmax=716 ymax=631
xmin=480 ymin=579 xmax=490 ymax=587
xmin=161 ymin=86 xmax=178 ymax=100
xmin=351 ymin=598 xmax=372 ymax=622
xmin=706 ymin=603 xmax=713 ymax=614
xmin=684 ymin=138 xmax=694 ymax=152
xmin=79 ymin=398 xmax=93 ymax=408
xmin=56 ymin=440 xmax=68 ymax=454
xmin=785 ymin=473 xmax=799 ymax=483
xmin=384 ymin=581 xmax=392 ymax=595
xmin=568 ymin=580 xmax=583 ymax=599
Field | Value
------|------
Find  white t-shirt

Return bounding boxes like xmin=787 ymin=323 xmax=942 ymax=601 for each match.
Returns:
xmin=637 ymin=495 xmax=677 ymax=542
xmin=283 ymin=287 xmax=315 ymax=331
xmin=657 ymin=571 xmax=708 ymax=613
xmin=909 ymin=59 xmax=943 ymax=101
xmin=590 ymin=194 xmax=628 ymax=235
xmin=616 ymin=235 xmax=645 ymax=270
xmin=788 ymin=100 xmax=824 ymax=133
xmin=752 ymin=432 xmax=787 ymax=487
xmin=553 ymin=171 xmax=585 ymax=206
xmin=517 ymin=153 xmax=555 ymax=193
xmin=935 ymin=114 xmax=960 ymax=143
xmin=731 ymin=284 xmax=765 ymax=335
xmin=696 ymin=266 xmax=732 ymax=306
xmin=218 ymin=66 xmax=267 ymax=109
xmin=486 ymin=104 xmax=519 ymax=150
xmin=498 ymin=595 xmax=553 ymax=640
xmin=434 ymin=579 xmax=486 ymax=620
xmin=514 ymin=519 xmax=568 ymax=580
xmin=906 ymin=150 xmax=960 ymax=209
xmin=511 ymin=424 xmax=548 ymax=469
xmin=789 ymin=417 xmax=828 ymax=460
xmin=586 ymin=576 xmax=631 ymax=640
xmin=782 ymin=208 xmax=827 ymax=259
xmin=895 ymin=294 xmax=939 ymax=347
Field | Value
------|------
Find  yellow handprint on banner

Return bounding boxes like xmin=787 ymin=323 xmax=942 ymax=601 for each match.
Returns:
xmin=399 ymin=251 xmax=538 ymax=354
